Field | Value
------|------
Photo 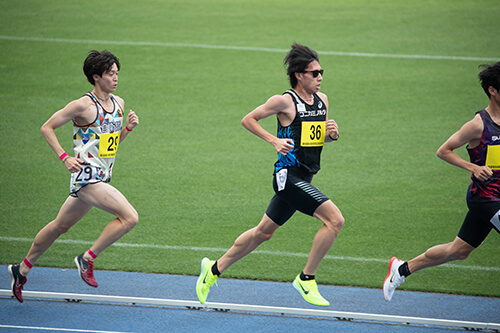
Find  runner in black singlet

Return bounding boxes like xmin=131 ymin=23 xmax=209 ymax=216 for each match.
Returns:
xmin=197 ymin=43 xmax=344 ymax=307
xmin=266 ymin=89 xmax=330 ymax=225
xmin=383 ymin=61 xmax=500 ymax=302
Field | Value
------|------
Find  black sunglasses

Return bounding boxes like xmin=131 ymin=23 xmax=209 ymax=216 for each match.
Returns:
xmin=302 ymin=69 xmax=324 ymax=78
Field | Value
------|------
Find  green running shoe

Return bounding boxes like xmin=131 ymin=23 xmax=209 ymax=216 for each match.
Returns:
xmin=292 ymin=274 xmax=330 ymax=306
xmin=196 ymin=257 xmax=217 ymax=304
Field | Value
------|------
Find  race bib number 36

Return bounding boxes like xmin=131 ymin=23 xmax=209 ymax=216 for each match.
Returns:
xmin=486 ymin=145 xmax=500 ymax=170
xmin=99 ymin=132 xmax=120 ymax=158
xmin=301 ymin=121 xmax=325 ymax=147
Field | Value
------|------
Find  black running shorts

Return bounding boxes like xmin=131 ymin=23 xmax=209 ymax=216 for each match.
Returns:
xmin=265 ymin=167 xmax=330 ymax=226
xmin=458 ymin=201 xmax=500 ymax=248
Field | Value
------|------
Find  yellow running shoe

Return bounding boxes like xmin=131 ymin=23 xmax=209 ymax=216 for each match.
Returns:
xmin=196 ymin=257 xmax=217 ymax=304
xmin=293 ymin=274 xmax=330 ymax=306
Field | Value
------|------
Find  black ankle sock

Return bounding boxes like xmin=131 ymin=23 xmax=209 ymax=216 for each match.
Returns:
xmin=300 ymin=271 xmax=315 ymax=281
xmin=398 ymin=262 xmax=411 ymax=277
xmin=211 ymin=261 xmax=221 ymax=276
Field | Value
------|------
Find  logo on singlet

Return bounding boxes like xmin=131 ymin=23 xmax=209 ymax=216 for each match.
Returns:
xmin=299 ymin=109 xmax=326 ymax=118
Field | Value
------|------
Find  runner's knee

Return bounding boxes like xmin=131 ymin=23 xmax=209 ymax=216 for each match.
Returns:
xmin=314 ymin=201 xmax=344 ymax=231
xmin=254 ymin=227 xmax=274 ymax=242
xmin=454 ymin=252 xmax=470 ymax=261
xmin=49 ymin=220 xmax=73 ymax=235
xmin=324 ymin=213 xmax=344 ymax=231
xmin=122 ymin=210 xmax=139 ymax=231
xmin=450 ymin=245 xmax=473 ymax=261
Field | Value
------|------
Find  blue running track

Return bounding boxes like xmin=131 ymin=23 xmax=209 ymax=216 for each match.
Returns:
xmin=0 ymin=265 xmax=499 ymax=332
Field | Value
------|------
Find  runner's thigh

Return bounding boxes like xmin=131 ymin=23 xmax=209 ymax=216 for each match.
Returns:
xmin=77 ymin=182 xmax=137 ymax=219
xmin=53 ymin=196 xmax=93 ymax=229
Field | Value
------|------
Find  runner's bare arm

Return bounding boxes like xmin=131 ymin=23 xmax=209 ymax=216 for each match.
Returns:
xmin=119 ymin=109 xmax=139 ymax=143
xmin=41 ymin=98 xmax=88 ymax=172
xmin=437 ymin=114 xmax=492 ymax=181
xmin=242 ymin=95 xmax=295 ymax=155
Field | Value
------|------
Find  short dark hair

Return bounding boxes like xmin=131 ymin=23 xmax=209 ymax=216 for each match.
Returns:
xmin=478 ymin=62 xmax=500 ymax=98
xmin=83 ymin=50 xmax=120 ymax=85
xmin=284 ymin=43 xmax=319 ymax=88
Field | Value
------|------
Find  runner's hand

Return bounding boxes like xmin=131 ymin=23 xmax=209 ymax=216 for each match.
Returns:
xmin=472 ymin=165 xmax=493 ymax=182
xmin=63 ymin=156 xmax=83 ymax=173
xmin=326 ymin=119 xmax=339 ymax=140
xmin=126 ymin=110 xmax=139 ymax=130
xmin=273 ymin=138 xmax=294 ymax=155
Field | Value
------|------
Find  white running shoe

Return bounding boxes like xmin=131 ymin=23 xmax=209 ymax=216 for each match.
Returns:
xmin=383 ymin=256 xmax=405 ymax=302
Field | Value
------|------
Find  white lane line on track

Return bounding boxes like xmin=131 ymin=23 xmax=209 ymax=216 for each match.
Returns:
xmin=1 ymin=236 xmax=499 ymax=272
xmin=0 ymin=324 xmax=130 ymax=333
xmin=0 ymin=35 xmax=499 ymax=62
xmin=0 ymin=290 xmax=498 ymax=331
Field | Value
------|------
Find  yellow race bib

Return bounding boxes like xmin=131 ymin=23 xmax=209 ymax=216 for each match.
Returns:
xmin=99 ymin=132 xmax=120 ymax=158
xmin=301 ymin=121 xmax=325 ymax=147
xmin=486 ymin=145 xmax=500 ymax=170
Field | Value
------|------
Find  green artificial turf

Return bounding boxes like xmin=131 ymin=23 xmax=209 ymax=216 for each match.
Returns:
xmin=0 ymin=0 xmax=499 ymax=297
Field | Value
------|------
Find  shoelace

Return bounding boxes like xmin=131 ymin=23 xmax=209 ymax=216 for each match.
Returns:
xmin=16 ymin=270 xmax=27 ymax=286
xmin=302 ymin=280 xmax=318 ymax=292
xmin=16 ymin=278 xmax=26 ymax=289
xmin=309 ymin=284 xmax=319 ymax=293
xmin=393 ymin=276 xmax=405 ymax=288
xmin=204 ymin=275 xmax=217 ymax=290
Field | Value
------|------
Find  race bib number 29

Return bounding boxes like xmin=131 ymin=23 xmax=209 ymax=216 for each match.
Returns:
xmin=99 ymin=132 xmax=120 ymax=158
xmin=71 ymin=164 xmax=99 ymax=184
xmin=301 ymin=121 xmax=325 ymax=147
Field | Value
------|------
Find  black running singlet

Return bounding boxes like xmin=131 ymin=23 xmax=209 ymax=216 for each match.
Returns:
xmin=274 ymin=90 xmax=327 ymax=174
xmin=467 ymin=109 xmax=500 ymax=202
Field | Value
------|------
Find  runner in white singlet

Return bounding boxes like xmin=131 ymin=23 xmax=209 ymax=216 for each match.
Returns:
xmin=8 ymin=50 xmax=139 ymax=303
xmin=70 ymin=92 xmax=124 ymax=196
